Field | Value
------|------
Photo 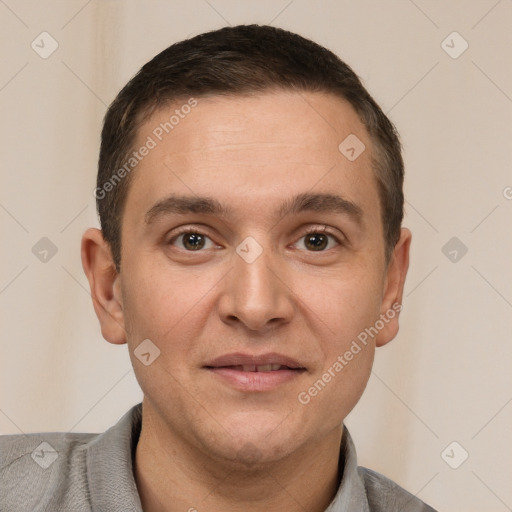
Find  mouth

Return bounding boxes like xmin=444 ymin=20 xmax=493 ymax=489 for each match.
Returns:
xmin=204 ymin=353 xmax=306 ymax=392
xmin=212 ymin=364 xmax=298 ymax=372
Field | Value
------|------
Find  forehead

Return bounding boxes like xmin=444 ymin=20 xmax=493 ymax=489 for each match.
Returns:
xmin=137 ymin=91 xmax=368 ymax=161
xmin=124 ymin=90 xmax=379 ymax=227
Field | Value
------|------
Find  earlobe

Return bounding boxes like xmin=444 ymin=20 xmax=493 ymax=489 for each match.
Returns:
xmin=81 ymin=228 xmax=127 ymax=345
xmin=375 ymin=228 xmax=412 ymax=347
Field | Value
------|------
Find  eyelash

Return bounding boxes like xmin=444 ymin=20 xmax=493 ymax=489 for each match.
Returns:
xmin=297 ymin=226 xmax=343 ymax=249
xmin=167 ymin=226 xmax=344 ymax=250
xmin=167 ymin=226 xmax=217 ymax=248
xmin=302 ymin=225 xmax=339 ymax=239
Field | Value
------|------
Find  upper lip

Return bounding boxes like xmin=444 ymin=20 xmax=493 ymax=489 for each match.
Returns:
xmin=204 ymin=352 xmax=304 ymax=369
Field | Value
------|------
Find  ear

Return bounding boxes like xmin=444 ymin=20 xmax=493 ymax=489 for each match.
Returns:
xmin=81 ymin=228 xmax=126 ymax=345
xmin=375 ymin=227 xmax=412 ymax=348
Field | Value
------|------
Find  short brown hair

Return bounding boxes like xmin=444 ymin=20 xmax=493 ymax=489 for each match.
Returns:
xmin=97 ymin=24 xmax=404 ymax=271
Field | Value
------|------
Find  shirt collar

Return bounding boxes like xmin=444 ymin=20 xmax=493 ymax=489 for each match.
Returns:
xmin=324 ymin=425 xmax=370 ymax=512
xmin=87 ymin=403 xmax=143 ymax=511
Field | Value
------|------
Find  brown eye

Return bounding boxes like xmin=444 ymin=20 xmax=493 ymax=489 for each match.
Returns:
xmin=294 ymin=230 xmax=340 ymax=252
xmin=170 ymin=231 xmax=214 ymax=251
xmin=304 ymin=233 xmax=329 ymax=251
xmin=182 ymin=233 xmax=205 ymax=250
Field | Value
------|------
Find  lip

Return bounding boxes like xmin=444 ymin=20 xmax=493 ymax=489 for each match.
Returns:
xmin=205 ymin=352 xmax=304 ymax=369
xmin=204 ymin=352 xmax=306 ymax=392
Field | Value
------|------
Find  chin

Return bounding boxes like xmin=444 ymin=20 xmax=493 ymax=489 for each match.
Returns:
xmin=205 ymin=411 xmax=304 ymax=466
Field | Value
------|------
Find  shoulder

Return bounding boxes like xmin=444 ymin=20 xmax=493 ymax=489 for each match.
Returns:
xmin=0 ymin=430 xmax=98 ymax=511
xmin=358 ymin=467 xmax=438 ymax=512
xmin=0 ymin=404 xmax=143 ymax=512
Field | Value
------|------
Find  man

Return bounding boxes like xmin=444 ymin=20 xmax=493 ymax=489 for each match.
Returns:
xmin=0 ymin=25 xmax=437 ymax=511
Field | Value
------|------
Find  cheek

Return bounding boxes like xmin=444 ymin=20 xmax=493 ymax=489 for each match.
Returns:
xmin=120 ymin=263 xmax=210 ymax=403
xmin=298 ymin=267 xmax=383 ymax=351
xmin=297 ymin=282 xmax=379 ymax=428
xmin=120 ymin=257 xmax=215 ymax=346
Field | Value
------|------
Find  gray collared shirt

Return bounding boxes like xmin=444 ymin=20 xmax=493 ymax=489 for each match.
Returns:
xmin=0 ymin=403 xmax=437 ymax=511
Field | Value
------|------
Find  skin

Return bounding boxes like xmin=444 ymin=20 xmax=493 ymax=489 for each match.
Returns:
xmin=81 ymin=90 xmax=411 ymax=512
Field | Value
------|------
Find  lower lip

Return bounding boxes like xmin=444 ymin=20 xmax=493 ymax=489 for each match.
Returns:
xmin=206 ymin=367 xmax=304 ymax=391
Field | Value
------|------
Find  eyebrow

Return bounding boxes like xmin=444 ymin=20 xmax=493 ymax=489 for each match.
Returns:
xmin=278 ymin=192 xmax=363 ymax=225
xmin=144 ymin=195 xmax=231 ymax=224
xmin=144 ymin=192 xmax=363 ymax=226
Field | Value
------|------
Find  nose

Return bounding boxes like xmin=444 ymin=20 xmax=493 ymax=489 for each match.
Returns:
xmin=217 ymin=246 xmax=295 ymax=332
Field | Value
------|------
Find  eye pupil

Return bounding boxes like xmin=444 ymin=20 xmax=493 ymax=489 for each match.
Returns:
xmin=183 ymin=233 xmax=205 ymax=250
xmin=305 ymin=233 xmax=328 ymax=251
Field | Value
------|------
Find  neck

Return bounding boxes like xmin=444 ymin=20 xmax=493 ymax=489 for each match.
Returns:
xmin=134 ymin=406 xmax=343 ymax=512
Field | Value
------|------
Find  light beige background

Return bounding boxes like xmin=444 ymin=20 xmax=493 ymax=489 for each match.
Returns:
xmin=1 ymin=1 xmax=511 ymax=511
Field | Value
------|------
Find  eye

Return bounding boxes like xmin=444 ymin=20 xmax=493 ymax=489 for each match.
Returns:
xmin=169 ymin=230 xmax=216 ymax=251
xmin=295 ymin=229 xmax=340 ymax=251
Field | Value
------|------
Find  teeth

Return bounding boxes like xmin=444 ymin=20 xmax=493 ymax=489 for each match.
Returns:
xmin=237 ymin=364 xmax=285 ymax=372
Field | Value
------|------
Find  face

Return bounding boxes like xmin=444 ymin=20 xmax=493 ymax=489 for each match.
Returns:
xmin=92 ymin=90 xmax=409 ymax=466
